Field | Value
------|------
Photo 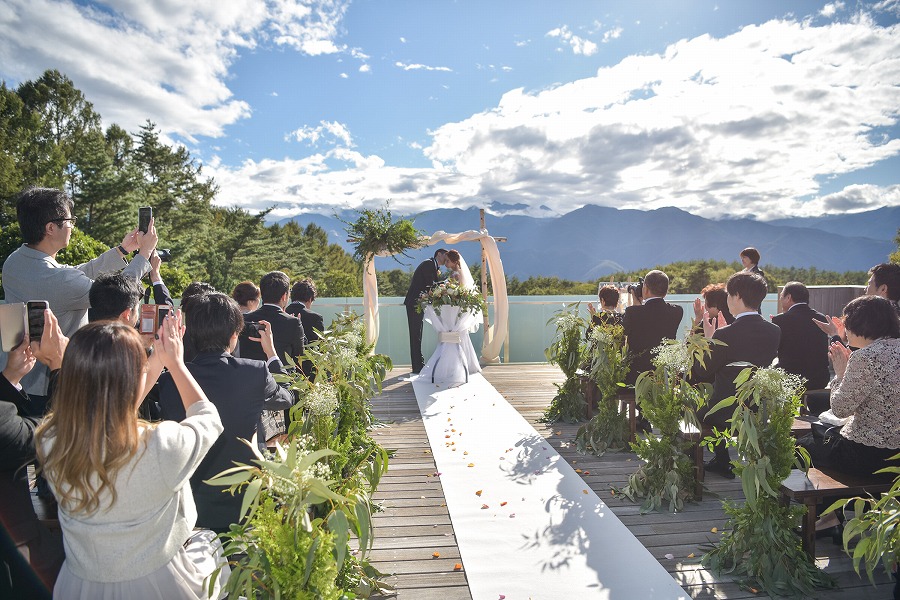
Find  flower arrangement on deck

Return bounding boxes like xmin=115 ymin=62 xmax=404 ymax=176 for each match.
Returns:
xmin=575 ymin=322 xmax=631 ymax=456
xmin=542 ymin=303 xmax=589 ymax=423
xmin=619 ymin=333 xmax=715 ymax=512
xmin=702 ymin=366 xmax=835 ymax=596
xmin=207 ymin=313 xmax=394 ymax=599
xmin=416 ymin=278 xmax=486 ymax=316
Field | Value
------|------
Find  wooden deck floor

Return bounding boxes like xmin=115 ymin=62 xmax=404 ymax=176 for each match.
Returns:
xmin=369 ymin=364 xmax=894 ymax=600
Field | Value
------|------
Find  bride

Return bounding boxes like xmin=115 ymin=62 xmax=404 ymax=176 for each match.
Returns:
xmin=445 ymin=249 xmax=476 ymax=290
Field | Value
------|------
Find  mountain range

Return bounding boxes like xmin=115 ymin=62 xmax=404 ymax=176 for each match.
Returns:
xmin=278 ymin=205 xmax=899 ymax=280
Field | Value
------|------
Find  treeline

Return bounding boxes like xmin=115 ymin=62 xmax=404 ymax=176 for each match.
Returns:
xmin=0 ymin=69 xmax=361 ymax=297
xmin=375 ymin=260 xmax=870 ymax=297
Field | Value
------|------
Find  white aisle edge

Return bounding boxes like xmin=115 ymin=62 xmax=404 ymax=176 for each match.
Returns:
xmin=411 ymin=373 xmax=689 ymax=600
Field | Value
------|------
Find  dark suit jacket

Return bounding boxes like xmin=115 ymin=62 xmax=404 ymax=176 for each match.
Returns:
xmin=772 ymin=303 xmax=830 ymax=390
xmin=404 ymin=258 xmax=440 ymax=306
xmin=692 ymin=314 xmax=781 ymax=427
xmin=622 ymin=298 xmax=683 ymax=384
xmin=240 ymin=304 xmax=304 ymax=365
xmin=285 ymin=302 xmax=325 ymax=379
xmin=157 ymin=351 xmax=293 ymax=532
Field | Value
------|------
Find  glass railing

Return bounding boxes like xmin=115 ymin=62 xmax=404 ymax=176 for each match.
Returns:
xmin=312 ymin=294 xmax=781 ymax=365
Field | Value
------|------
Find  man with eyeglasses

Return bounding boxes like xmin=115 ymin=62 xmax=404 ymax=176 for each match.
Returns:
xmin=1 ymin=187 xmax=157 ymax=402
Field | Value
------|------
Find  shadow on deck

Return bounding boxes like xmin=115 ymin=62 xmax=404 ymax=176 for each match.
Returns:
xmin=368 ymin=364 xmax=894 ymax=600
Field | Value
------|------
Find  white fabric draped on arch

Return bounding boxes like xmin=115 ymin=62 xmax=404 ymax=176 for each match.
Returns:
xmin=362 ymin=229 xmax=508 ymax=363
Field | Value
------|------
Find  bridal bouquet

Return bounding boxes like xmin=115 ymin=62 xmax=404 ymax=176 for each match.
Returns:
xmin=416 ymin=279 xmax=486 ymax=316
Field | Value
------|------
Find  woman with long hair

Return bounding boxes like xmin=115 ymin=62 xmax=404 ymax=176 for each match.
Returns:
xmin=35 ymin=314 xmax=225 ymax=599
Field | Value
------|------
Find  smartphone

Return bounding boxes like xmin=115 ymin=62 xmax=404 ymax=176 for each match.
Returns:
xmin=139 ymin=304 xmax=158 ymax=334
xmin=0 ymin=303 xmax=27 ymax=352
xmin=158 ymin=305 xmax=170 ymax=323
xmin=138 ymin=206 xmax=153 ymax=234
xmin=242 ymin=321 xmax=261 ymax=338
xmin=27 ymin=301 xmax=49 ymax=339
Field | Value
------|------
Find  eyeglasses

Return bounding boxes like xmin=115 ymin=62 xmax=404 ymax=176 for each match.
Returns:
xmin=48 ymin=217 xmax=77 ymax=227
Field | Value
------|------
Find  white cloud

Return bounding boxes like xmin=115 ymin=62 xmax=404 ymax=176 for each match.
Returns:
xmin=0 ymin=0 xmax=352 ymax=139
xmin=394 ymin=61 xmax=453 ymax=72
xmin=602 ymin=26 xmax=623 ymax=43
xmin=820 ymin=2 xmax=845 ymax=17
xmin=286 ymin=121 xmax=353 ymax=147
xmin=339 ymin=72 xmax=348 ymax=78
xmin=515 ymin=39 xmax=530 ymax=47
xmin=359 ymin=64 xmax=371 ymax=73
xmin=546 ymin=25 xmax=599 ymax=56
xmin=399 ymin=36 xmax=407 ymax=43
xmin=208 ymin=16 xmax=900 ymax=221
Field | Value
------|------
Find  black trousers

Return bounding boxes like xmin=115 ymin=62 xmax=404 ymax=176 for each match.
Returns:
xmin=406 ymin=304 xmax=425 ymax=373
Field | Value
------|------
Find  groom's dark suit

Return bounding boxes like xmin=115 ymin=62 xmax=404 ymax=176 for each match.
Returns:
xmin=404 ymin=257 xmax=440 ymax=373
xmin=772 ymin=303 xmax=830 ymax=390
xmin=240 ymin=303 xmax=304 ymax=365
xmin=622 ymin=297 xmax=683 ymax=385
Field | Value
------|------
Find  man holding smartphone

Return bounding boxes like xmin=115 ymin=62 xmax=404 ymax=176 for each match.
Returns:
xmin=1 ymin=187 xmax=157 ymax=400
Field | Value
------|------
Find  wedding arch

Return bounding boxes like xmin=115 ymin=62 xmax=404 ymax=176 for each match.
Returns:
xmin=362 ymin=229 xmax=509 ymax=363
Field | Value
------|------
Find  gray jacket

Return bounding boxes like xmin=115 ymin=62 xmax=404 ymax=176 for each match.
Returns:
xmin=1 ymin=244 xmax=150 ymax=395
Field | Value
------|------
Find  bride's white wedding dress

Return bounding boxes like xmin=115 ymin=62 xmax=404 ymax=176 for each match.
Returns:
xmin=419 ymin=253 xmax=483 ymax=384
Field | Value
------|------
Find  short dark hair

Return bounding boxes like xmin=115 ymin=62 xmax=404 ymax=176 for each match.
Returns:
xmin=701 ymin=283 xmax=728 ymax=310
xmin=869 ymin=263 xmax=900 ymax=302
xmin=259 ymin=271 xmax=290 ymax=304
xmin=643 ymin=270 xmax=669 ymax=297
xmin=232 ymin=281 xmax=260 ymax=307
xmin=740 ymin=247 xmax=761 ymax=265
xmin=781 ymin=281 xmax=809 ymax=304
xmin=597 ymin=284 xmax=619 ymax=308
xmin=726 ymin=271 xmax=768 ymax=310
xmin=16 ymin=187 xmax=74 ymax=244
xmin=89 ymin=273 xmax=144 ymax=322
xmin=843 ymin=295 xmax=900 ymax=340
xmin=184 ymin=293 xmax=244 ymax=353
xmin=180 ymin=281 xmax=216 ymax=315
xmin=433 ymin=248 xmax=448 ymax=259
xmin=291 ymin=278 xmax=318 ymax=303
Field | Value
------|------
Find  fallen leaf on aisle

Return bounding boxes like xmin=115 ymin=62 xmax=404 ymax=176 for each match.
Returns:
xmin=454 ymin=563 xmax=462 ymax=571
xmin=687 ymin=553 xmax=695 ymax=558
xmin=432 ymin=552 xmax=440 ymax=558
xmin=467 ymin=463 xmax=475 ymax=467
xmin=711 ymin=527 xmax=718 ymax=533
xmin=664 ymin=553 xmax=674 ymax=560
xmin=475 ymin=490 xmax=483 ymax=496
xmin=500 ymin=501 xmax=508 ymax=507
xmin=481 ymin=504 xmax=489 ymax=509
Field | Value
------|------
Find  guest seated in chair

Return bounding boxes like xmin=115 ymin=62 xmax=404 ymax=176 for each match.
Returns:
xmin=587 ymin=284 xmax=623 ymax=335
xmin=692 ymin=272 xmax=781 ymax=478
xmin=691 ymin=283 xmax=734 ymax=335
xmin=157 ymin=293 xmax=294 ymax=533
xmin=799 ymin=295 xmax=900 ymax=536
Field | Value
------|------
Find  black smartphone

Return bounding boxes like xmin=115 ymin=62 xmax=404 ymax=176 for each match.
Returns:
xmin=242 ymin=321 xmax=261 ymax=338
xmin=27 ymin=300 xmax=49 ymax=338
xmin=138 ymin=206 xmax=152 ymax=233
xmin=158 ymin=305 xmax=170 ymax=323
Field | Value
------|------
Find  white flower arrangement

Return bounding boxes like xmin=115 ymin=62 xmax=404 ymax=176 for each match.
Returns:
xmin=303 ymin=382 xmax=340 ymax=417
xmin=416 ymin=279 xmax=486 ymax=316
xmin=651 ymin=340 xmax=691 ymax=373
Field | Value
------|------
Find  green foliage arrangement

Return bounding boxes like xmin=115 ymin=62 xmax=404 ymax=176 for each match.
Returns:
xmin=208 ymin=313 xmax=394 ymax=599
xmin=620 ymin=334 xmax=715 ymax=512
xmin=575 ymin=322 xmax=631 ymax=456
xmin=542 ymin=303 xmax=588 ymax=423
xmin=702 ymin=367 xmax=834 ymax=596
xmin=826 ymin=455 xmax=900 ymax=586
xmin=340 ymin=204 xmax=423 ymax=263
xmin=415 ymin=278 xmax=486 ymax=316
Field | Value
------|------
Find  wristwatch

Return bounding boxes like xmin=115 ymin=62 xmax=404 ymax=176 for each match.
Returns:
xmin=117 ymin=245 xmax=129 ymax=257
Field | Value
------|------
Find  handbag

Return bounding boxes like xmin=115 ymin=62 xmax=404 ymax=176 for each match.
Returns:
xmin=798 ymin=420 xmax=844 ymax=468
xmin=260 ymin=410 xmax=286 ymax=441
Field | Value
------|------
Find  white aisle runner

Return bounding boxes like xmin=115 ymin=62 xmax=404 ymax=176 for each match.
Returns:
xmin=411 ymin=373 xmax=688 ymax=600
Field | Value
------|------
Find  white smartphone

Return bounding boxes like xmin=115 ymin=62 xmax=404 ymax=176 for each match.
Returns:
xmin=0 ymin=303 xmax=27 ymax=352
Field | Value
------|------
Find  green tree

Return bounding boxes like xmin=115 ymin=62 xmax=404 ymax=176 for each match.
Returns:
xmin=891 ymin=228 xmax=900 ymax=264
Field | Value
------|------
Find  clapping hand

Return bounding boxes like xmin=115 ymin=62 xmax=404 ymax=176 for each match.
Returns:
xmin=693 ymin=297 xmax=704 ymax=322
xmin=31 ymin=309 xmax=67 ymax=371
xmin=155 ymin=309 xmax=185 ymax=370
xmin=813 ymin=315 xmax=843 ymax=339
xmin=702 ymin=310 xmax=722 ymax=339
xmin=828 ymin=340 xmax=851 ymax=379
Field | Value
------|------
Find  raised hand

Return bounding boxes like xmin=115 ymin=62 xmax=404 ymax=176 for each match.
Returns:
xmin=693 ymin=297 xmax=704 ymax=321
xmin=155 ymin=309 xmax=185 ymax=370
xmin=137 ymin=217 xmax=159 ymax=259
xmin=250 ymin=320 xmax=277 ymax=360
xmin=3 ymin=336 xmax=36 ymax=386
xmin=702 ymin=311 xmax=716 ymax=339
xmin=813 ymin=315 xmax=842 ymax=338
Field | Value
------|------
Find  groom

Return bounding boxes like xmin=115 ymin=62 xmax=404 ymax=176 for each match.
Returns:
xmin=404 ymin=248 xmax=449 ymax=374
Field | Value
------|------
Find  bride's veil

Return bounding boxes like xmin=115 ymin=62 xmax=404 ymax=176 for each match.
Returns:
xmin=456 ymin=253 xmax=476 ymax=290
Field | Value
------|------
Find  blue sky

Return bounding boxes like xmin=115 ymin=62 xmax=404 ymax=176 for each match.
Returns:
xmin=1 ymin=0 xmax=899 ymax=221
